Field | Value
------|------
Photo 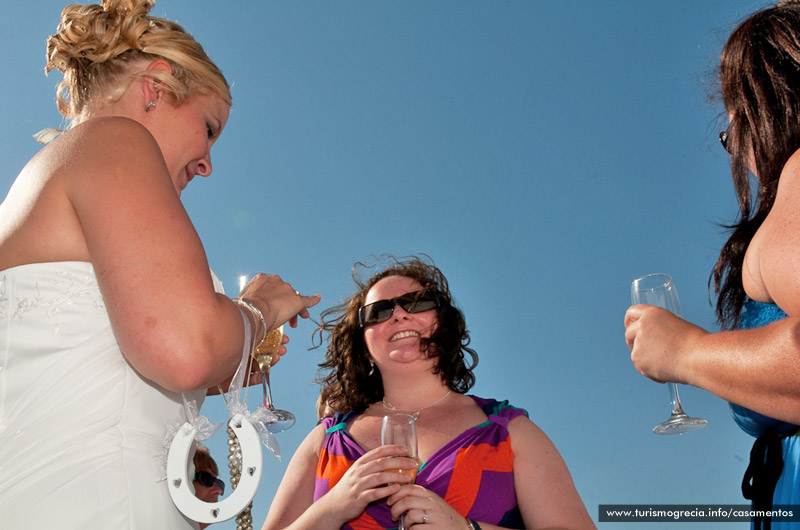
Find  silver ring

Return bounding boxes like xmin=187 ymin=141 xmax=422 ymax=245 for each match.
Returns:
xmin=422 ymin=511 xmax=429 ymax=523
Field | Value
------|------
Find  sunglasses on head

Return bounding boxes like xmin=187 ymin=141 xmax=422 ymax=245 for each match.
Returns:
xmin=194 ymin=470 xmax=225 ymax=494
xmin=358 ymin=290 xmax=440 ymax=327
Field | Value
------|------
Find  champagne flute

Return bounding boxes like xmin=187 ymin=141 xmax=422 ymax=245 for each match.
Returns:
xmin=631 ymin=273 xmax=708 ymax=435
xmin=239 ymin=275 xmax=296 ymax=433
xmin=381 ymin=414 xmax=420 ymax=530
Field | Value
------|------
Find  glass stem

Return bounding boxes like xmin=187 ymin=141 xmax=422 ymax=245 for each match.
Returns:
xmin=260 ymin=367 xmax=275 ymax=410
xmin=668 ymin=382 xmax=685 ymax=416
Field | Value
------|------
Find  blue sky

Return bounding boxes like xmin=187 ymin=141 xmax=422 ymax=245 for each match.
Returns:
xmin=1 ymin=1 xmax=774 ymax=528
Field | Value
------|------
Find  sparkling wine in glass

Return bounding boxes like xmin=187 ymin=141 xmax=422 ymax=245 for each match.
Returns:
xmin=381 ymin=413 xmax=420 ymax=530
xmin=239 ymin=275 xmax=296 ymax=433
xmin=631 ymin=273 xmax=708 ymax=435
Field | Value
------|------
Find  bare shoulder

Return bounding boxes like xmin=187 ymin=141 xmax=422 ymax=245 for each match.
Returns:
xmin=505 ymin=413 xmax=569 ymax=467
xmin=0 ymin=117 xmax=164 ymax=269
xmin=64 ymin=116 xmax=153 ymax=142
xmin=53 ymin=117 xmax=162 ymax=170
xmin=781 ymin=147 xmax=800 ymax=177
xmin=24 ymin=116 xmax=165 ymax=191
xmin=766 ymin=148 xmax=800 ymax=214
xmin=753 ymin=148 xmax=800 ymax=313
xmin=507 ymin=414 xmax=558 ymax=454
xmin=295 ymin=421 xmax=329 ymax=459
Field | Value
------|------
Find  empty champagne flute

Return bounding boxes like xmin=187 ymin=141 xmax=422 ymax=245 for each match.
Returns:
xmin=239 ymin=275 xmax=296 ymax=433
xmin=631 ymin=273 xmax=708 ymax=435
xmin=381 ymin=413 xmax=420 ymax=530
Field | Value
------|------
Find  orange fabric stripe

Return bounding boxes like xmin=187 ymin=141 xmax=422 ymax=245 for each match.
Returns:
xmin=443 ymin=438 xmax=514 ymax=514
xmin=316 ymin=450 xmax=354 ymax=491
xmin=317 ymin=451 xmax=381 ymax=529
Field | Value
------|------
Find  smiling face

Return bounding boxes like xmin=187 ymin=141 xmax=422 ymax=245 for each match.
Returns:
xmin=362 ymin=275 xmax=439 ymax=368
xmin=150 ymin=92 xmax=230 ymax=196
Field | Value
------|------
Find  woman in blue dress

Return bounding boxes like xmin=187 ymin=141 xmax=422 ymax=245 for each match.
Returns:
xmin=624 ymin=2 xmax=800 ymax=529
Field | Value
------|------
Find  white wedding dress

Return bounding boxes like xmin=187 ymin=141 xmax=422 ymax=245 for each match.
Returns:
xmin=0 ymin=261 xmax=207 ymax=529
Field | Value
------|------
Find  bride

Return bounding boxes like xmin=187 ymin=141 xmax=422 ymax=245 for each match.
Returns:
xmin=0 ymin=1 xmax=319 ymax=528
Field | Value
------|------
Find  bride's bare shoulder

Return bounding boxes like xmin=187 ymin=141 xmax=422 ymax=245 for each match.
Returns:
xmin=33 ymin=117 xmax=163 ymax=181
xmin=55 ymin=117 xmax=157 ymax=153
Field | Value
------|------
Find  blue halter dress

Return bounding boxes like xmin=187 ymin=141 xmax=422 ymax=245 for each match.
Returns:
xmin=730 ymin=300 xmax=800 ymax=529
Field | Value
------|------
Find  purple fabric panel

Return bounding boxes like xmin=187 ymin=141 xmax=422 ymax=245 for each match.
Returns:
xmin=471 ymin=469 xmax=519 ymax=521
xmin=313 ymin=396 xmax=527 ymax=529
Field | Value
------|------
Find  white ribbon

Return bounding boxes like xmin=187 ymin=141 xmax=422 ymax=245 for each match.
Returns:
xmin=226 ymin=401 xmax=281 ymax=461
xmin=155 ymin=391 xmax=225 ymax=481
xmin=182 ymin=392 xmax=224 ymax=442
xmin=160 ymin=272 xmax=282 ymax=483
xmin=222 ymin=301 xmax=282 ymax=459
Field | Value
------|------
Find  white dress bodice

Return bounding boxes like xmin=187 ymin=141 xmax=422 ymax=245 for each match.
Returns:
xmin=0 ymin=261 xmax=203 ymax=529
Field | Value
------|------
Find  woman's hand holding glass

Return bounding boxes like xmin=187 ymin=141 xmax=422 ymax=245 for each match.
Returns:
xmin=316 ymin=444 xmax=417 ymax=527
xmin=387 ymin=484 xmax=467 ymax=530
xmin=625 ymin=304 xmax=710 ymax=384
xmin=628 ymin=273 xmax=708 ymax=434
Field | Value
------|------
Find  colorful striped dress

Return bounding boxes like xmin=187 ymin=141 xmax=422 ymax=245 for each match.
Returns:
xmin=314 ymin=395 xmax=527 ymax=530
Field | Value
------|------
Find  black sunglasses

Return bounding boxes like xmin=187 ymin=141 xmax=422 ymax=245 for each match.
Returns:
xmin=194 ymin=470 xmax=225 ymax=494
xmin=358 ymin=291 xmax=440 ymax=327
xmin=719 ymin=130 xmax=731 ymax=154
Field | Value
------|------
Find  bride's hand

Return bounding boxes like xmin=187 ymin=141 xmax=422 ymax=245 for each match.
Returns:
xmin=239 ymin=273 xmax=321 ymax=330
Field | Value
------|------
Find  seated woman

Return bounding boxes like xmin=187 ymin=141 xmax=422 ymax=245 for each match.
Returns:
xmin=262 ymin=256 xmax=595 ymax=530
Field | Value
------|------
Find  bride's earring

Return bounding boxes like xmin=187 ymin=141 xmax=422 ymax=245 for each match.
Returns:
xmin=368 ymin=361 xmax=375 ymax=376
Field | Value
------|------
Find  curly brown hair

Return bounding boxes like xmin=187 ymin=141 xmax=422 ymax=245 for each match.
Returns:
xmin=711 ymin=0 xmax=800 ymax=328
xmin=315 ymin=256 xmax=478 ymax=414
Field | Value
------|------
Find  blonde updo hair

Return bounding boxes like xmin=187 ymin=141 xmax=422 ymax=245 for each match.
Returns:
xmin=45 ymin=0 xmax=231 ymax=121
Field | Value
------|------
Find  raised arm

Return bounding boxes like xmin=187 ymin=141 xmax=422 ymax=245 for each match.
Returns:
xmin=625 ymin=152 xmax=800 ymax=425
xmin=625 ymin=305 xmax=800 ymax=424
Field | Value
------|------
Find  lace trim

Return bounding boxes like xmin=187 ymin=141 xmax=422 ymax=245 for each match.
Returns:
xmin=0 ymin=273 xmax=6 ymax=320
xmin=0 ymin=268 xmax=105 ymax=333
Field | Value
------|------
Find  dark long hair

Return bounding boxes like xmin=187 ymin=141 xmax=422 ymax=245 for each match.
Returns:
xmin=712 ymin=1 xmax=800 ymax=328
xmin=314 ymin=256 xmax=478 ymax=414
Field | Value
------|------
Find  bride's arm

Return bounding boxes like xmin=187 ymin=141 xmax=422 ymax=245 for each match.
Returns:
xmin=65 ymin=119 xmax=246 ymax=391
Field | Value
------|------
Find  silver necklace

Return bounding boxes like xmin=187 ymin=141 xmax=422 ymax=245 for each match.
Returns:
xmin=382 ymin=390 xmax=452 ymax=420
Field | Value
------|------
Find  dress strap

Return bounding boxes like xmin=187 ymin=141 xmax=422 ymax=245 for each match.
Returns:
xmin=475 ymin=397 xmax=529 ymax=428
xmin=323 ymin=411 xmax=357 ymax=436
xmin=742 ymin=433 xmax=785 ymax=530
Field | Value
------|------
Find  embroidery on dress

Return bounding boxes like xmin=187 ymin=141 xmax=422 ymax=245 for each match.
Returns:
xmin=10 ymin=268 xmax=105 ymax=334
xmin=0 ymin=273 xmax=6 ymax=321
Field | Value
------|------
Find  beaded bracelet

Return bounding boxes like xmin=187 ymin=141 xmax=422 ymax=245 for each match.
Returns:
xmin=234 ymin=298 xmax=268 ymax=351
